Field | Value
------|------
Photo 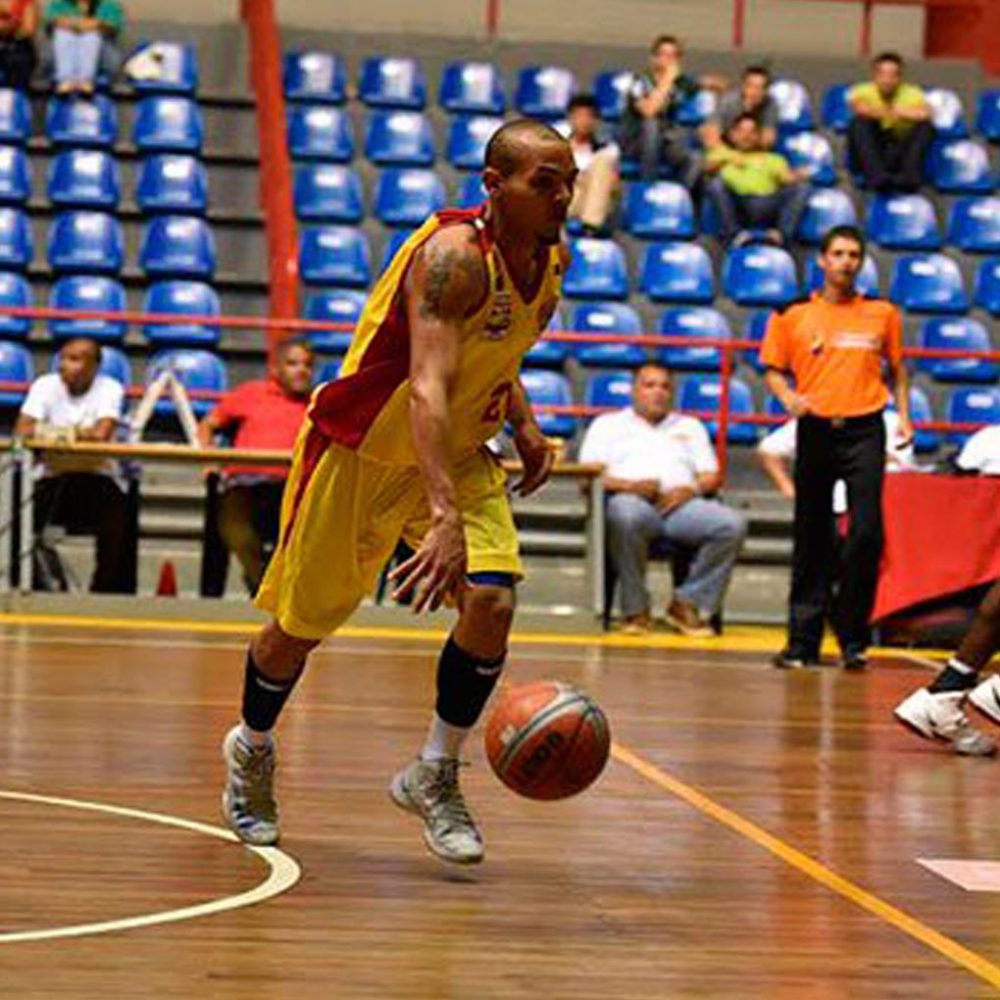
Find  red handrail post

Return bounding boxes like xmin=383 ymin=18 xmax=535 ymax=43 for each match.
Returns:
xmin=241 ymin=0 xmax=298 ymax=359
xmin=860 ymin=0 xmax=873 ymax=56
xmin=716 ymin=343 xmax=733 ymax=482
xmin=732 ymin=0 xmax=746 ymax=48
xmin=486 ymin=0 xmax=500 ymax=38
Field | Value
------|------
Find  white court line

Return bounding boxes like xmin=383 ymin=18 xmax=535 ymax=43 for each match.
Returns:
xmin=0 ymin=789 xmax=301 ymax=944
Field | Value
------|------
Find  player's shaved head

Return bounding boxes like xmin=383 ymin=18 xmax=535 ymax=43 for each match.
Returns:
xmin=485 ymin=118 xmax=569 ymax=177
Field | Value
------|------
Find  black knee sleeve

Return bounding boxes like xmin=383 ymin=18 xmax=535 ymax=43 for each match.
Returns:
xmin=435 ymin=635 xmax=505 ymax=728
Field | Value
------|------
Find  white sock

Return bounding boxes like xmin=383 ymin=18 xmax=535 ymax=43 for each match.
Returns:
xmin=239 ymin=722 xmax=271 ymax=748
xmin=421 ymin=713 xmax=470 ymax=762
xmin=948 ymin=658 xmax=974 ymax=674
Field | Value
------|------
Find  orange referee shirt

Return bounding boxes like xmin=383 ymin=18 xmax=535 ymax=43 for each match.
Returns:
xmin=759 ymin=293 xmax=903 ymax=418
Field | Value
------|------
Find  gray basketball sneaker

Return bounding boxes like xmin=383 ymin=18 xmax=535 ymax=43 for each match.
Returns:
xmin=894 ymin=688 xmax=997 ymax=757
xmin=222 ymin=726 xmax=280 ymax=846
xmin=390 ymin=757 xmax=484 ymax=865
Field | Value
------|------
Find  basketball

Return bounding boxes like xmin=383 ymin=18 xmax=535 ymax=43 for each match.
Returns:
xmin=484 ymin=681 xmax=611 ymax=800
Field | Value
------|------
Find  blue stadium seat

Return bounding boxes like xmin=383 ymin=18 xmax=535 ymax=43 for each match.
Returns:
xmin=797 ymin=188 xmax=857 ymax=244
xmin=585 ymin=369 xmax=633 ymax=408
xmin=570 ymin=301 xmax=645 ymax=367
xmin=293 ymin=164 xmax=363 ymax=223
xmin=947 ymin=386 xmax=1000 ymax=444
xmin=890 ymin=253 xmax=968 ymax=314
xmin=948 ymin=196 xmax=1000 ymax=253
xmin=0 ymin=88 xmax=30 ymax=144
xmin=821 ymin=83 xmax=851 ymax=133
xmin=975 ymin=257 xmax=1000 ymax=314
xmin=658 ymin=306 xmax=730 ymax=371
xmin=866 ymin=193 xmax=941 ymax=250
xmin=678 ymin=375 xmax=757 ymax=443
xmin=0 ymin=145 xmax=29 ymax=205
xmin=676 ymin=89 xmax=717 ymax=127
xmin=47 ymin=211 xmax=120 ymax=274
xmin=523 ymin=306 xmax=569 ymax=368
xmin=133 ymin=96 xmax=204 ymax=154
xmin=0 ymin=208 xmax=30 ymax=269
xmin=300 ymin=226 xmax=371 ymax=287
xmin=129 ymin=42 xmax=198 ymax=94
xmin=147 ymin=348 xmax=226 ymax=418
xmin=519 ymin=369 xmax=576 ymax=437
xmin=745 ymin=310 xmax=771 ymax=372
xmin=439 ymin=61 xmax=504 ymax=115
xmin=927 ymin=139 xmax=995 ymax=194
xmin=624 ymin=182 xmax=695 ymax=240
xmin=142 ymin=280 xmax=221 ymax=347
xmin=0 ymin=270 xmax=30 ymax=339
xmin=304 ymin=289 xmax=365 ymax=354
xmin=379 ymin=227 xmax=415 ymax=274
xmin=593 ymin=70 xmax=635 ymax=122
xmin=457 ymin=173 xmax=487 ymax=208
xmin=365 ymin=111 xmax=434 ymax=166
xmin=769 ymin=78 xmax=814 ymax=132
xmin=136 ymin=155 xmax=208 ymax=215
xmin=723 ymin=245 xmax=798 ymax=307
xmin=283 ymin=51 xmax=347 ymax=104
xmin=97 ymin=345 xmax=131 ymax=387
xmin=888 ymin=385 xmax=938 ymax=452
xmin=918 ymin=316 xmax=998 ymax=383
xmin=49 ymin=275 xmax=125 ymax=342
xmin=564 ymin=238 xmax=629 ymax=300
xmin=779 ymin=131 xmax=836 ymax=186
xmin=46 ymin=94 xmax=117 ymax=148
xmin=47 ymin=149 xmax=120 ymax=210
xmin=287 ymin=105 xmax=354 ymax=162
xmin=315 ymin=357 xmax=342 ymax=383
xmin=139 ymin=215 xmax=216 ymax=279
xmin=926 ymin=88 xmax=968 ymax=139
xmin=375 ymin=168 xmax=446 ymax=227
xmin=976 ymin=89 xmax=1000 ymax=142
xmin=805 ymin=253 xmax=880 ymax=296
xmin=446 ymin=115 xmax=502 ymax=170
xmin=515 ymin=66 xmax=575 ymax=120
xmin=0 ymin=339 xmax=32 ymax=405
xmin=359 ymin=57 xmax=426 ymax=109
xmin=641 ymin=241 xmax=714 ymax=304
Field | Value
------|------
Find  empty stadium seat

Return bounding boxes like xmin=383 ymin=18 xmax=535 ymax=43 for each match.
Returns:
xmin=658 ymin=306 xmax=730 ymax=370
xmin=300 ymin=226 xmax=371 ymax=287
xmin=375 ymin=168 xmax=446 ymax=227
xmin=48 ymin=211 xmax=120 ymax=274
xmin=948 ymin=197 xmax=1000 ymax=253
xmin=303 ymin=289 xmax=364 ymax=353
xmin=593 ymin=70 xmax=635 ymax=122
xmin=378 ymin=227 xmax=414 ymax=274
xmin=975 ymin=257 xmax=1000 ymax=313
xmin=0 ymin=207 xmax=30 ymax=270
xmin=136 ymin=155 xmax=208 ymax=215
xmin=365 ymin=111 xmax=434 ymax=166
xmin=293 ymin=164 xmax=363 ymax=223
xmin=519 ymin=369 xmax=576 ymax=437
xmin=315 ymin=357 xmax=342 ymax=383
xmin=585 ymin=369 xmax=633 ymax=408
xmin=129 ymin=41 xmax=198 ymax=94
xmin=976 ymin=89 xmax=1000 ymax=142
xmin=139 ymin=215 xmax=216 ymax=279
xmin=867 ymin=193 xmax=941 ymax=250
xmin=887 ymin=385 xmax=938 ymax=452
xmin=797 ymin=188 xmax=857 ymax=244
xmin=821 ymin=83 xmax=851 ymax=132
xmin=779 ymin=131 xmax=836 ymax=186
xmin=287 ymin=105 xmax=354 ymax=162
xmin=563 ymin=238 xmax=629 ymax=300
xmin=0 ymin=270 xmax=30 ymax=339
xmin=640 ymin=241 xmax=714 ymax=304
xmin=46 ymin=94 xmax=117 ymax=147
xmin=143 ymin=280 xmax=220 ymax=347
xmin=49 ymin=275 xmax=125 ymax=342
xmin=457 ymin=173 xmax=487 ymax=208
xmin=359 ymin=57 xmax=426 ymax=109
xmin=678 ymin=375 xmax=757 ymax=443
xmin=439 ymin=61 xmax=504 ymax=115
xmin=723 ymin=245 xmax=797 ymax=307
xmin=147 ymin=348 xmax=226 ymax=418
xmin=805 ymin=253 xmax=880 ymax=296
xmin=0 ymin=145 xmax=29 ymax=205
xmin=0 ymin=88 xmax=30 ymax=144
xmin=745 ymin=310 xmax=771 ymax=372
xmin=0 ymin=339 xmax=32 ymax=405
xmin=133 ymin=96 xmax=204 ymax=154
xmin=48 ymin=149 xmax=120 ymax=210
xmin=515 ymin=66 xmax=575 ymax=119
xmin=890 ymin=253 xmax=968 ymax=313
xmin=769 ymin=78 xmax=814 ymax=132
xmin=676 ymin=89 xmax=717 ymax=127
xmin=918 ymin=316 xmax=998 ymax=383
xmin=947 ymin=386 xmax=1000 ymax=444
xmin=571 ymin=301 xmax=645 ymax=367
xmin=522 ymin=306 xmax=569 ymax=368
xmin=283 ymin=51 xmax=347 ymax=104
xmin=97 ymin=345 xmax=131 ymax=387
xmin=925 ymin=87 xmax=968 ymax=138
xmin=624 ymin=181 xmax=695 ymax=239
xmin=927 ymin=139 xmax=995 ymax=194
xmin=446 ymin=115 xmax=502 ymax=170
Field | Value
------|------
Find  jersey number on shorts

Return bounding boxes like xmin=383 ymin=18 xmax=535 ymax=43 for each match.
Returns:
xmin=482 ymin=382 xmax=513 ymax=424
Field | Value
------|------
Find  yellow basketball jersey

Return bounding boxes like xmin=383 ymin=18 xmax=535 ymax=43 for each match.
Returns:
xmin=308 ymin=206 xmax=563 ymax=466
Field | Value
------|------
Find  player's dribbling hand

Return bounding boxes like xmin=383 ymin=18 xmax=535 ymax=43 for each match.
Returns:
xmin=389 ymin=512 xmax=468 ymax=613
xmin=512 ymin=425 xmax=556 ymax=498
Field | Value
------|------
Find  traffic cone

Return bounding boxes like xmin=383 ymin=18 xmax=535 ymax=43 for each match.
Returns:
xmin=156 ymin=560 xmax=178 ymax=597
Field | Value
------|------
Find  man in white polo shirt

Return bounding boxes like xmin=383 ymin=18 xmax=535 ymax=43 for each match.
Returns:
xmin=956 ymin=424 xmax=1000 ymax=475
xmin=579 ymin=362 xmax=747 ymax=635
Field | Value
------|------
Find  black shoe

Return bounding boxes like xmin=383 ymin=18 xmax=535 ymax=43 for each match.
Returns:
xmin=772 ymin=649 xmax=819 ymax=669
xmin=841 ymin=652 xmax=869 ymax=671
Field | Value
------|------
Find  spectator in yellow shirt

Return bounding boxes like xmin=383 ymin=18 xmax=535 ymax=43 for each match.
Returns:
xmin=703 ymin=113 xmax=809 ymax=248
xmin=847 ymin=51 xmax=934 ymax=193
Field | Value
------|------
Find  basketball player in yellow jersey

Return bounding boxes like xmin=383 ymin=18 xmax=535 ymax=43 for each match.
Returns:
xmin=220 ymin=120 xmax=577 ymax=864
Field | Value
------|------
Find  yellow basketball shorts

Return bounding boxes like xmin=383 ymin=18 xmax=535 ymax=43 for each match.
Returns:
xmin=254 ymin=425 xmax=522 ymax=640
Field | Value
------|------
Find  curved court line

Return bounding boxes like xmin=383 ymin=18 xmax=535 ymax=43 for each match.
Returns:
xmin=0 ymin=789 xmax=301 ymax=944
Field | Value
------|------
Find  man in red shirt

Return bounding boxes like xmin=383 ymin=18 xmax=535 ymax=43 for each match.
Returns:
xmin=198 ymin=338 xmax=314 ymax=594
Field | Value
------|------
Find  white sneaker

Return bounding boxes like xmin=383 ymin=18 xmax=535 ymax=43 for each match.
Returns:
xmin=390 ymin=757 xmax=484 ymax=865
xmin=222 ymin=726 xmax=280 ymax=846
xmin=894 ymin=688 xmax=997 ymax=757
xmin=968 ymin=674 xmax=1000 ymax=726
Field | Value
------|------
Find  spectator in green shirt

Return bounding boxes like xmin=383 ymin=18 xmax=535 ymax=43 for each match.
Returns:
xmin=44 ymin=0 xmax=122 ymax=96
xmin=847 ymin=51 xmax=934 ymax=193
xmin=704 ymin=113 xmax=809 ymax=248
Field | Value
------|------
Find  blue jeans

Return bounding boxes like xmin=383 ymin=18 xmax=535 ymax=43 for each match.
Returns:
xmin=606 ymin=493 xmax=747 ymax=618
xmin=706 ymin=176 xmax=809 ymax=245
xmin=52 ymin=26 xmax=102 ymax=86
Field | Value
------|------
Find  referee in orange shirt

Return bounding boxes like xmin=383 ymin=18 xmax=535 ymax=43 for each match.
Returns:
xmin=760 ymin=225 xmax=914 ymax=669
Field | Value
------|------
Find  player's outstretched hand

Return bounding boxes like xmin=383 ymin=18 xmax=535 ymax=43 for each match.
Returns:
xmin=389 ymin=513 xmax=468 ymax=613
xmin=513 ymin=424 xmax=556 ymax=497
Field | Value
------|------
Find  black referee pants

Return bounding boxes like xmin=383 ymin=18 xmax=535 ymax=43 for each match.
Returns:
xmin=787 ymin=412 xmax=886 ymax=658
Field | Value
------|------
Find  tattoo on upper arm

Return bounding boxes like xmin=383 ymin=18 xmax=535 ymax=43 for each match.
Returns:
xmin=416 ymin=236 xmax=484 ymax=321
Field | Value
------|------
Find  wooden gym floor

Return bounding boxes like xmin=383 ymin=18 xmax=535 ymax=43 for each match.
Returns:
xmin=3 ymin=616 xmax=1000 ymax=998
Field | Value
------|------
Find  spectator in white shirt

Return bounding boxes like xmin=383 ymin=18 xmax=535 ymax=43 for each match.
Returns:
xmin=564 ymin=95 xmax=620 ymax=237
xmin=14 ymin=336 xmax=129 ymax=592
xmin=579 ymin=363 xmax=747 ymax=636
xmin=956 ymin=425 xmax=1000 ymax=475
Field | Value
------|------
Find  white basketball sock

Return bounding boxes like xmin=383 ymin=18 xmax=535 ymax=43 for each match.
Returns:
xmin=421 ymin=713 xmax=470 ymax=762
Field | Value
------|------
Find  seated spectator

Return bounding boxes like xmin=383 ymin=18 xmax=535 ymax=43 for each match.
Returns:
xmin=579 ymin=362 xmax=747 ymax=636
xmin=563 ymin=94 xmax=620 ymax=237
xmin=847 ymin=51 xmax=933 ymax=193
xmin=44 ymin=0 xmax=123 ymax=96
xmin=701 ymin=64 xmax=777 ymax=151
xmin=14 ymin=336 xmax=129 ymax=593
xmin=704 ymin=113 xmax=809 ymax=247
xmin=956 ymin=425 xmax=1000 ymax=475
xmin=197 ymin=338 xmax=314 ymax=595
xmin=0 ymin=0 xmax=37 ymax=90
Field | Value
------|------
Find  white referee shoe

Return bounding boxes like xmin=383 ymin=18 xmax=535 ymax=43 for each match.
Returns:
xmin=894 ymin=687 xmax=997 ymax=757
xmin=968 ymin=674 xmax=1000 ymax=727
